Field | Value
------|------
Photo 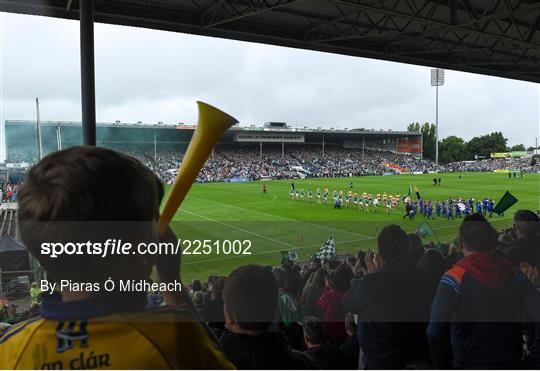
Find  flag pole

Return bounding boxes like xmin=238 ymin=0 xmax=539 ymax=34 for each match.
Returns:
xmin=432 ymin=224 xmax=441 ymax=242
xmin=427 ymin=221 xmax=440 ymax=242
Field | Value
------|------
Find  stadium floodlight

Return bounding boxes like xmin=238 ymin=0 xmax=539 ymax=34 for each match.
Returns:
xmin=431 ymin=68 xmax=445 ymax=86
xmin=431 ymin=68 xmax=445 ymax=164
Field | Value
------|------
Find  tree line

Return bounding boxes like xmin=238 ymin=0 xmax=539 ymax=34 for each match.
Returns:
xmin=406 ymin=122 xmax=536 ymax=164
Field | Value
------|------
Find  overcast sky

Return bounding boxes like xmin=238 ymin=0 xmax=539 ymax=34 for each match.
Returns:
xmin=1 ymin=12 xmax=539 ymax=147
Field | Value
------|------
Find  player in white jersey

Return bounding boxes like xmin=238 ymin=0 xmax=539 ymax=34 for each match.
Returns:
xmin=385 ymin=199 xmax=392 ymax=214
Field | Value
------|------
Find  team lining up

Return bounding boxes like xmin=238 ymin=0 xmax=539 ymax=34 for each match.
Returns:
xmin=286 ymin=182 xmax=497 ymax=219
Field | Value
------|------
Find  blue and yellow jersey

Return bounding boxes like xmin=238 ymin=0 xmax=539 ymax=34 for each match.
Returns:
xmin=0 ymin=294 xmax=234 ymax=370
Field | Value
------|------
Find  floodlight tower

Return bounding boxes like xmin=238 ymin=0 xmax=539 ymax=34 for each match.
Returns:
xmin=431 ymin=68 xmax=444 ymax=164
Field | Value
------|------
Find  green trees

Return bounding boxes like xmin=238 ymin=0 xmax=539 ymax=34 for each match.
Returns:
xmin=510 ymin=144 xmax=526 ymax=151
xmin=405 ymin=124 xmax=517 ymax=164
xmin=439 ymin=136 xmax=467 ymax=163
xmin=407 ymin=122 xmax=436 ymax=160
xmin=466 ymin=132 xmax=507 ymax=159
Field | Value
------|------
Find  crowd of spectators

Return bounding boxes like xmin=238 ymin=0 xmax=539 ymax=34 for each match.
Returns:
xmin=130 ymin=146 xmax=444 ymax=183
xmin=115 ymin=146 xmax=540 ymax=183
xmin=135 ymin=147 xmax=538 ymax=183
xmin=1 ymin=145 xmax=540 ymax=369
xmin=5 ymin=145 xmax=539 ymax=185
xmin=446 ymin=157 xmax=539 ymax=173
xmin=0 ymin=183 xmax=18 ymax=203
xmin=168 ymin=209 xmax=540 ymax=369
xmin=3 ymin=208 xmax=540 ymax=369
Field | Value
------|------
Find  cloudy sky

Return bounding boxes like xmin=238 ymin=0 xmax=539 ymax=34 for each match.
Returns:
xmin=1 ymin=12 xmax=538 ymax=147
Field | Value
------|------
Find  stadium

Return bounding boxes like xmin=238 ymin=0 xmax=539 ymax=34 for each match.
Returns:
xmin=2 ymin=118 xmax=538 ymax=280
xmin=1 ymin=0 xmax=540 ymax=370
xmin=2 ymin=118 xmax=423 ymax=165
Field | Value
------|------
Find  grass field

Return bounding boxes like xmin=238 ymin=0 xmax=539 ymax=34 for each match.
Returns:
xmin=166 ymin=172 xmax=540 ymax=282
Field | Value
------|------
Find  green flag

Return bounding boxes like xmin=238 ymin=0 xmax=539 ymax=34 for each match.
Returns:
xmin=280 ymin=251 xmax=289 ymax=262
xmin=492 ymin=191 xmax=518 ymax=216
xmin=416 ymin=220 xmax=434 ymax=238
xmin=281 ymin=250 xmax=299 ymax=262
xmin=403 ymin=184 xmax=412 ymax=200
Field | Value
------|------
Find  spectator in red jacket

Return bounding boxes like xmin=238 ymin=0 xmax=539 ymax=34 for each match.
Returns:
xmin=317 ymin=264 xmax=351 ymax=342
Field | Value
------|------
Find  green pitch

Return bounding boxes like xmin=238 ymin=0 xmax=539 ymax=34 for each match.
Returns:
xmin=165 ymin=172 xmax=539 ymax=282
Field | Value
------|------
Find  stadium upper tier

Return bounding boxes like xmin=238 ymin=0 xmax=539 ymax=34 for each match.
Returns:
xmin=3 ymin=121 xmax=536 ymax=185
xmin=1 ymin=120 xmax=422 ymax=163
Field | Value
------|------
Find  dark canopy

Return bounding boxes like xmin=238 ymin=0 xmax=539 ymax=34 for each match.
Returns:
xmin=0 ymin=235 xmax=30 ymax=271
xmin=1 ymin=0 xmax=539 ymax=83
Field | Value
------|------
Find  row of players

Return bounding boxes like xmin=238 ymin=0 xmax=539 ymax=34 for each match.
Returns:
xmin=289 ymin=188 xmax=401 ymax=213
xmin=288 ymin=186 xmax=497 ymax=220
xmin=404 ymin=197 xmax=497 ymax=219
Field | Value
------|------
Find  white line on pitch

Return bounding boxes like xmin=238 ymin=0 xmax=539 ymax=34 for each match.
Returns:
xmin=179 ymin=214 xmax=515 ymax=266
xmin=180 ymin=208 xmax=297 ymax=249
xmin=182 ymin=243 xmax=311 ymax=266
xmin=238 ymin=195 xmax=278 ymax=206
xmin=188 ymin=195 xmax=373 ymax=238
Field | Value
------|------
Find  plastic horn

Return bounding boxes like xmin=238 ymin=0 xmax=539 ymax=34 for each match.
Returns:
xmin=157 ymin=101 xmax=238 ymax=235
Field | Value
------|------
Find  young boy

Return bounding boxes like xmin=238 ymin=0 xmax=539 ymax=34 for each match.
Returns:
xmin=221 ymin=265 xmax=317 ymax=369
xmin=0 ymin=146 xmax=233 ymax=369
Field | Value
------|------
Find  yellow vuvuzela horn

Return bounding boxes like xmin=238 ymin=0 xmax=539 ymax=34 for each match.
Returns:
xmin=157 ymin=101 xmax=238 ymax=235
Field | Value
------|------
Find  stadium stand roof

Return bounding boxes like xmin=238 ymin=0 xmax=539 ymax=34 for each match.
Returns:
xmin=2 ymin=0 xmax=539 ymax=83
xmin=5 ymin=119 xmax=422 ymax=138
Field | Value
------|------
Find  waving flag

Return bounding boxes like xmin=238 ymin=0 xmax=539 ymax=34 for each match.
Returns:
xmin=281 ymin=250 xmax=299 ymax=262
xmin=416 ymin=220 xmax=434 ymax=238
xmin=314 ymin=237 xmax=336 ymax=263
xmin=492 ymin=191 xmax=518 ymax=216
xmin=403 ymin=184 xmax=413 ymax=200
xmin=413 ymin=184 xmax=421 ymax=199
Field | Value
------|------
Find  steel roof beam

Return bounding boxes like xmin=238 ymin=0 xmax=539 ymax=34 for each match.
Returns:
xmin=200 ymin=0 xmax=303 ymax=28
xmin=305 ymin=0 xmax=539 ymax=49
